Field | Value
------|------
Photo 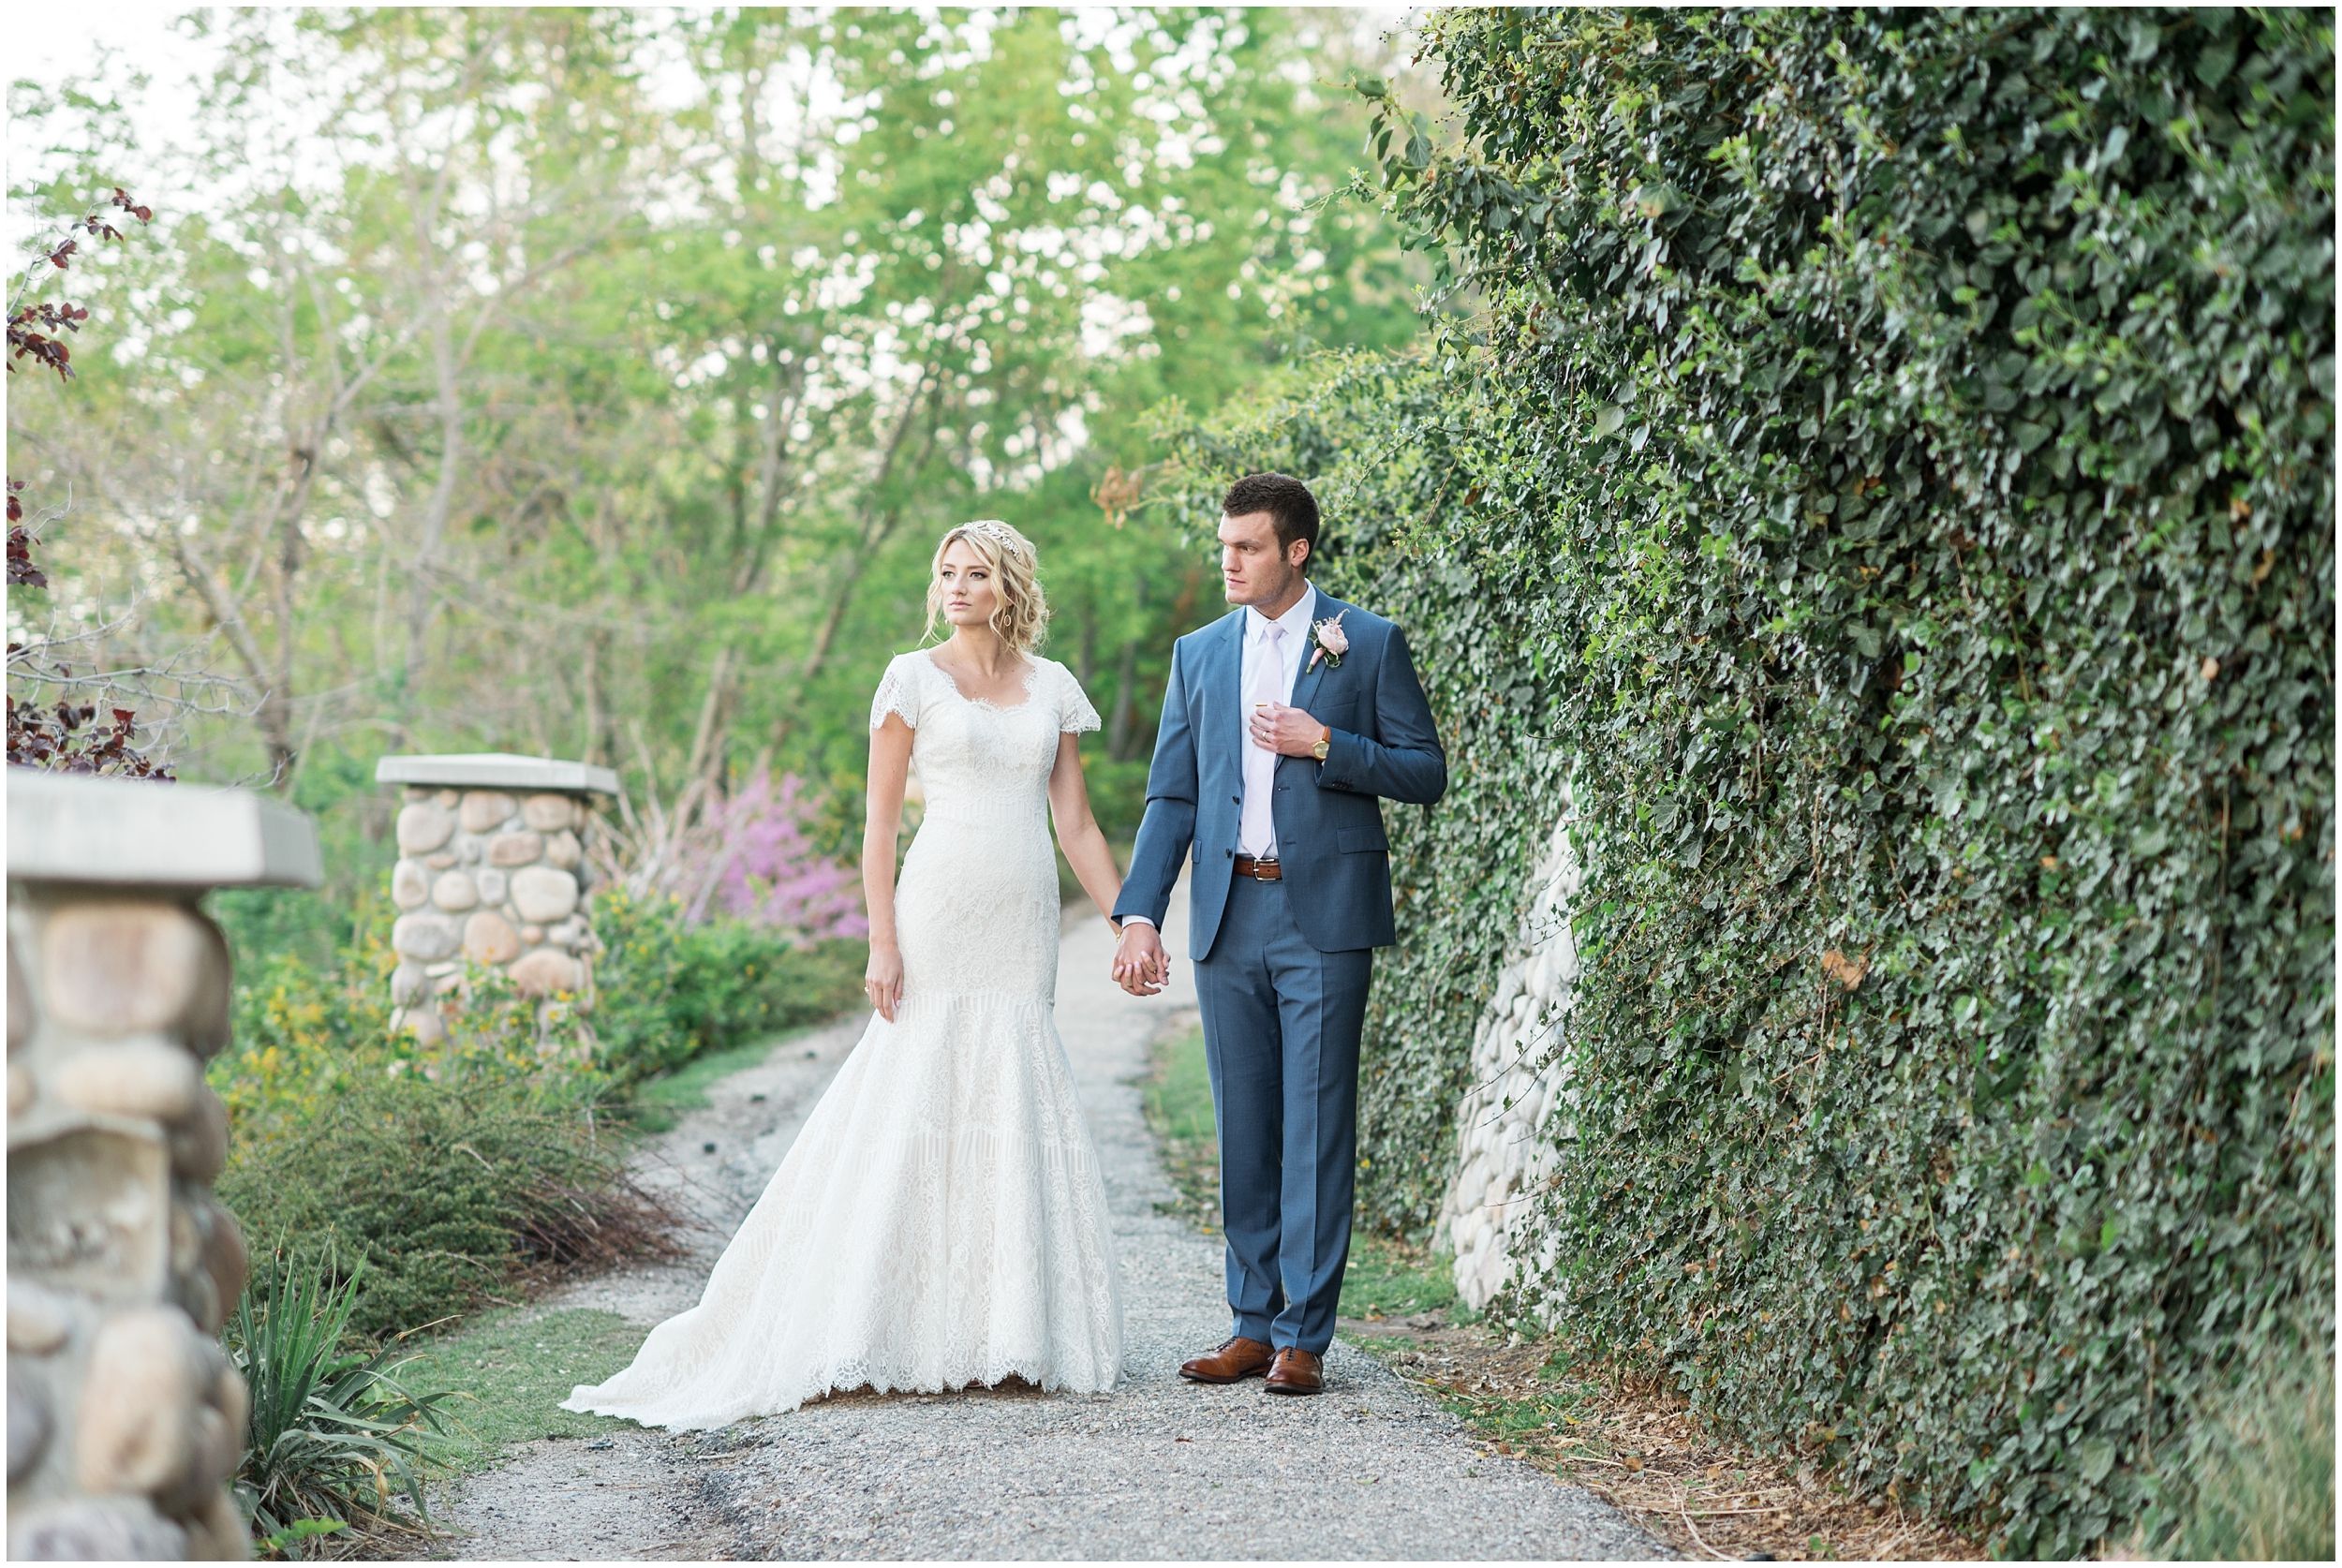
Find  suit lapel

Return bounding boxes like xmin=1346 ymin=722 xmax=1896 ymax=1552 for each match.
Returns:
xmin=1286 ymin=589 xmax=1347 ymax=717
xmin=1211 ymin=609 xmax=1247 ymax=781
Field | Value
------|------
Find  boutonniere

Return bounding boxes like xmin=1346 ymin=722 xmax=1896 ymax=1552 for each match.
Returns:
xmin=1306 ymin=610 xmax=1351 ymax=671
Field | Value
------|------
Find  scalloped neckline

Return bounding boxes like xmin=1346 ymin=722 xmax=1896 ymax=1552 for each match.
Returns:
xmin=923 ymin=648 xmax=1043 ymax=714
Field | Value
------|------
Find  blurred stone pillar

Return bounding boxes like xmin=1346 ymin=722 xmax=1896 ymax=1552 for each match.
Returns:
xmin=373 ymin=753 xmax=618 ymax=1043
xmin=1434 ymin=796 xmax=1581 ymax=1314
xmin=7 ymin=770 xmax=322 ymax=1561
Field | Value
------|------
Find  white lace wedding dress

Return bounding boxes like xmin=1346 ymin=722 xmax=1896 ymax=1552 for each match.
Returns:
xmin=563 ymin=651 xmax=1124 ymax=1429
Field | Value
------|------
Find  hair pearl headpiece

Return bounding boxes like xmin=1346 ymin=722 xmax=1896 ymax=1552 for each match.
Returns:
xmin=958 ymin=519 xmax=1026 ymax=554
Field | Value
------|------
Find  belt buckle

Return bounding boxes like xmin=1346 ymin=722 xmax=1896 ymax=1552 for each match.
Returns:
xmin=1250 ymin=856 xmax=1279 ymax=880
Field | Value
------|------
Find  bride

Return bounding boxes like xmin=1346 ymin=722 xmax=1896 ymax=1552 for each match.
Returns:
xmin=565 ymin=519 xmax=1128 ymax=1428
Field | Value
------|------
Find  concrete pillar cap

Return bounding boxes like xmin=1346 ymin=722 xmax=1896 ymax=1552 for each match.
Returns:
xmin=373 ymin=753 xmax=618 ymax=795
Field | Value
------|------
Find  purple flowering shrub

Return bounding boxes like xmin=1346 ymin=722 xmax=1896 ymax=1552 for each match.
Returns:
xmin=670 ymin=767 xmax=866 ymax=939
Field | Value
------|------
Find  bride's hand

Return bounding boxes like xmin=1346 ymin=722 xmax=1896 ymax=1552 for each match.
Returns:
xmin=1112 ymin=922 xmax=1168 ymax=998
xmin=865 ymin=945 xmax=905 ymax=1023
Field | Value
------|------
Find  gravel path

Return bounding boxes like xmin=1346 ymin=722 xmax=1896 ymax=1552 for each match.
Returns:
xmin=434 ymin=882 xmax=1664 ymax=1561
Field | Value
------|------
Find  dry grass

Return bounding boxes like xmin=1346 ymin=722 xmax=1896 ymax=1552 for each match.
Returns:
xmin=506 ymin=1165 xmax=695 ymax=1283
xmin=1346 ymin=1324 xmax=1985 ymax=1562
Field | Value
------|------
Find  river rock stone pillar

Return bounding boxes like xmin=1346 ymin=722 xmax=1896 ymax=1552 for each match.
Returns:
xmin=1434 ymin=796 xmax=1582 ymax=1313
xmin=373 ymin=753 xmax=619 ymax=1043
xmin=7 ymin=770 xmax=322 ymax=1561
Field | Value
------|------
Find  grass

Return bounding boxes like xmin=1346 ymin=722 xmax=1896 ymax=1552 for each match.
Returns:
xmin=1341 ymin=1232 xmax=1463 ymax=1323
xmin=625 ymin=1026 xmax=818 ymax=1133
xmin=1146 ymin=1024 xmax=1219 ymax=1144
xmin=2164 ymin=1353 xmax=2335 ymax=1561
xmin=402 ymin=1308 xmax=645 ymax=1475
xmin=1142 ymin=1024 xmax=1224 ymax=1233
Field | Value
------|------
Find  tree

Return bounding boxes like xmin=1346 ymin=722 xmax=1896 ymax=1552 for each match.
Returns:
xmin=7 ymin=7 xmax=1428 ymax=843
xmin=7 ymin=185 xmax=178 ymax=777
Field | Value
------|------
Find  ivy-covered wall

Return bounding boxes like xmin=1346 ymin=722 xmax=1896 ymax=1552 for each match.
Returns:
xmin=1164 ymin=7 xmax=2333 ymax=1555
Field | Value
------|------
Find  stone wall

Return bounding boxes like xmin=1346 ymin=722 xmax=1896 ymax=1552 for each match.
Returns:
xmin=7 ymin=772 xmax=322 ymax=1561
xmin=1434 ymin=798 xmax=1581 ymax=1313
xmin=387 ymin=786 xmax=602 ymax=1042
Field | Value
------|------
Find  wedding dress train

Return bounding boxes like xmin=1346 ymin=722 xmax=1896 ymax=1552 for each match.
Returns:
xmin=562 ymin=651 xmax=1124 ymax=1429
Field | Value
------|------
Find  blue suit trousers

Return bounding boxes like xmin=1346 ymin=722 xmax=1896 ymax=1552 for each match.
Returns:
xmin=1193 ymin=874 xmax=1373 ymax=1356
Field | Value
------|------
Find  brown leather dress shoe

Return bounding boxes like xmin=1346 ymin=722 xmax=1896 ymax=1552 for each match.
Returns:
xmin=1179 ymin=1336 xmax=1273 ymax=1383
xmin=1263 ymin=1346 xmax=1324 ymax=1396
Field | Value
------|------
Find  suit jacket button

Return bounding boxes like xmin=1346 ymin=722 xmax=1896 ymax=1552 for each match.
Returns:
xmin=1225 ymin=849 xmax=1234 ymax=858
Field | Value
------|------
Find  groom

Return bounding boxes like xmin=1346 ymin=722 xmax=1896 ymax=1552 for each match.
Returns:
xmin=1112 ymin=472 xmax=1445 ymax=1396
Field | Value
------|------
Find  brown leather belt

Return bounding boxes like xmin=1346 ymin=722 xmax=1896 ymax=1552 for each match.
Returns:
xmin=1233 ymin=855 xmax=1282 ymax=881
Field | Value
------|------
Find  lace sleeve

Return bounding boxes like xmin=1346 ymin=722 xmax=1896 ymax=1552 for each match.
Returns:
xmin=1057 ymin=662 xmax=1104 ymax=734
xmin=869 ymin=655 xmax=921 ymax=732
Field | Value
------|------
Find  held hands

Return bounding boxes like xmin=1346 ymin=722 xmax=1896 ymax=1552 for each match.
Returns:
xmin=1249 ymin=701 xmax=1329 ymax=759
xmin=864 ymin=944 xmax=905 ymax=1023
xmin=1112 ymin=921 xmax=1169 ymax=997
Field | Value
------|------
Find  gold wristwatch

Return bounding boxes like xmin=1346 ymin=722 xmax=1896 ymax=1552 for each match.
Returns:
xmin=1311 ymin=726 xmax=1331 ymax=762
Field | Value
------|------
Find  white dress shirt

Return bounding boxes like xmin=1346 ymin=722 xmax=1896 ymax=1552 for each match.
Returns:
xmin=1124 ymin=587 xmax=1316 ymax=934
xmin=1238 ymin=586 xmax=1317 ymax=860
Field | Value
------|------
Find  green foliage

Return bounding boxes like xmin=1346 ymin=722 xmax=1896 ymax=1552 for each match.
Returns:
xmin=586 ymin=887 xmax=866 ymax=1087
xmin=1170 ymin=7 xmax=2333 ymax=1554
xmin=253 ymin=1520 xmax=348 ymax=1560
xmin=217 ymin=1069 xmax=648 ymax=1343
xmin=226 ymin=1250 xmax=453 ymax=1556
xmin=404 ymin=1308 xmax=641 ymax=1475
xmin=208 ymin=887 xmax=346 ymax=980
xmin=2165 ymin=1350 xmax=2335 ymax=1561
xmin=207 ymin=747 xmax=406 ymax=974
xmin=213 ymin=921 xmax=604 ymax=1138
xmin=213 ymin=939 xmax=399 ymax=1139
xmin=214 ymin=939 xmax=644 ymax=1344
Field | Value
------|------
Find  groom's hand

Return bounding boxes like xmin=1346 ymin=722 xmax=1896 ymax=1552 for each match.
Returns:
xmin=1113 ymin=922 xmax=1169 ymax=997
xmin=1249 ymin=701 xmax=1329 ymax=759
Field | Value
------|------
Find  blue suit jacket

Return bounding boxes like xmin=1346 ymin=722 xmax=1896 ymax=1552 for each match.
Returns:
xmin=1114 ymin=591 xmax=1447 ymax=957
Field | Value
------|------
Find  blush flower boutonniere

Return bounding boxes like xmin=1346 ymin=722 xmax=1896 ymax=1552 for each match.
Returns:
xmin=1307 ymin=610 xmax=1350 ymax=672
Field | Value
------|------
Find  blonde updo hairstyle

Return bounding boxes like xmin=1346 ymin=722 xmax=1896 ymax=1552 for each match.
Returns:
xmin=925 ymin=519 xmax=1050 ymax=653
